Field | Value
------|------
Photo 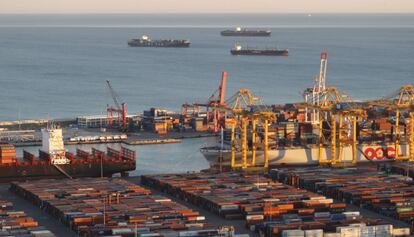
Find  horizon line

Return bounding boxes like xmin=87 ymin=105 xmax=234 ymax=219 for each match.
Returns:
xmin=1 ymin=12 xmax=414 ymax=15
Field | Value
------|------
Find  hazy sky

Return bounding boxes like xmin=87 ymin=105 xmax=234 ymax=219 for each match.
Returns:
xmin=0 ymin=0 xmax=413 ymax=14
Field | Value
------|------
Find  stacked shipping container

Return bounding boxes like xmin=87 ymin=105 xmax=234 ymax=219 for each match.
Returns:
xmin=141 ymin=172 xmax=402 ymax=237
xmin=0 ymin=199 xmax=56 ymax=236
xmin=271 ymin=167 xmax=413 ymax=236
xmin=10 ymin=178 xmax=235 ymax=237
xmin=0 ymin=143 xmax=17 ymax=164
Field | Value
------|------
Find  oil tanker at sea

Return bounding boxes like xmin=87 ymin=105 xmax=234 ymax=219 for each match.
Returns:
xmin=128 ymin=35 xmax=190 ymax=48
xmin=221 ymin=27 xmax=271 ymax=37
xmin=0 ymin=125 xmax=136 ymax=181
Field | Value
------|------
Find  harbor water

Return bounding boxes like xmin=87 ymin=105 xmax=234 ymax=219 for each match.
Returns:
xmin=1 ymin=14 xmax=414 ymax=174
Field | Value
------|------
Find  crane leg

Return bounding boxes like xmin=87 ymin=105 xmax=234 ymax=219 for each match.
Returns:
xmin=264 ymin=119 xmax=269 ymax=168
xmin=352 ymin=115 xmax=357 ymax=165
xmin=231 ymin=124 xmax=236 ymax=169
xmin=409 ymin=112 xmax=414 ymax=162
xmin=331 ymin=114 xmax=337 ymax=165
xmin=252 ymin=119 xmax=257 ymax=166
xmin=242 ymin=117 xmax=247 ymax=169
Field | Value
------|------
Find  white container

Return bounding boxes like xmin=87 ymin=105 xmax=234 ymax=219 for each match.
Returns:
xmin=220 ymin=204 xmax=239 ymax=210
xmin=246 ymin=214 xmax=264 ymax=220
xmin=375 ymin=224 xmax=393 ymax=236
xmin=323 ymin=233 xmax=340 ymax=237
xmin=392 ymin=228 xmax=410 ymax=236
xmin=305 ymin=229 xmax=323 ymax=237
xmin=336 ymin=226 xmax=360 ymax=237
xmin=282 ymin=229 xmax=305 ymax=237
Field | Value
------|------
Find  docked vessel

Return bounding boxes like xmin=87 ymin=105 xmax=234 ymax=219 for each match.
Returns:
xmin=221 ymin=27 xmax=271 ymax=37
xmin=201 ymin=143 xmax=406 ymax=166
xmin=128 ymin=35 xmax=190 ymax=48
xmin=0 ymin=124 xmax=136 ymax=181
xmin=230 ymin=44 xmax=289 ymax=56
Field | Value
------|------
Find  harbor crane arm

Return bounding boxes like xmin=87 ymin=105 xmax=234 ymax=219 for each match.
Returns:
xmin=106 ymin=80 xmax=122 ymax=111
xmin=105 ymin=80 xmax=127 ymax=131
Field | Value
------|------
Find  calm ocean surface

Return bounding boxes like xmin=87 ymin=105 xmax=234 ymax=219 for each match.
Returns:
xmin=2 ymin=14 xmax=414 ymax=174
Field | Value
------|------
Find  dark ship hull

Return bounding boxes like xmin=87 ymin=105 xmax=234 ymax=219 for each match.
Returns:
xmin=231 ymin=49 xmax=289 ymax=56
xmin=221 ymin=30 xmax=271 ymax=37
xmin=128 ymin=39 xmax=190 ymax=48
xmin=0 ymin=146 xmax=136 ymax=182
xmin=0 ymin=161 xmax=135 ymax=182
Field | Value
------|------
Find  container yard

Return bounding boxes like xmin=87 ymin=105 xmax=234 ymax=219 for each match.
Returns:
xmin=0 ymin=196 xmax=56 ymax=236
xmin=270 ymin=166 xmax=414 ymax=232
xmin=10 ymin=178 xmax=240 ymax=237
xmin=141 ymin=172 xmax=410 ymax=237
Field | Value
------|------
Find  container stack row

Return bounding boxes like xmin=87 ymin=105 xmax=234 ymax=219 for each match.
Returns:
xmin=271 ymin=167 xmax=414 ymax=235
xmin=10 ymin=178 xmax=235 ymax=237
xmin=0 ymin=143 xmax=17 ymax=164
xmin=141 ymin=172 xmax=400 ymax=237
xmin=0 ymin=199 xmax=56 ymax=236
xmin=380 ymin=163 xmax=414 ymax=179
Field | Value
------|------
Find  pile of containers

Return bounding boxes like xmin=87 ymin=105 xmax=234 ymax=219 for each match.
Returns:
xmin=271 ymin=167 xmax=413 ymax=235
xmin=0 ymin=199 xmax=56 ymax=236
xmin=0 ymin=143 xmax=17 ymax=164
xmin=10 ymin=178 xmax=235 ymax=237
xmin=381 ymin=163 xmax=414 ymax=179
xmin=141 ymin=172 xmax=400 ymax=237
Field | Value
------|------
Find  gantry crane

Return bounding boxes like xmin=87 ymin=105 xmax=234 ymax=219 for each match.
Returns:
xmin=369 ymin=85 xmax=414 ymax=161
xmin=306 ymin=84 xmax=414 ymax=166
xmin=106 ymin=80 xmax=127 ymax=131
xmin=218 ymin=89 xmax=276 ymax=169
xmin=304 ymin=86 xmax=367 ymax=166
xmin=304 ymin=52 xmax=328 ymax=125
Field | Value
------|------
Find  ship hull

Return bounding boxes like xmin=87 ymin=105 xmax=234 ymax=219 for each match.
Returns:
xmin=231 ymin=50 xmax=289 ymax=56
xmin=0 ymin=161 xmax=136 ymax=182
xmin=221 ymin=31 xmax=271 ymax=37
xmin=201 ymin=144 xmax=406 ymax=166
xmin=128 ymin=41 xmax=190 ymax=48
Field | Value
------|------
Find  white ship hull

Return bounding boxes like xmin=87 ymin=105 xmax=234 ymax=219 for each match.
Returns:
xmin=201 ymin=144 xmax=408 ymax=166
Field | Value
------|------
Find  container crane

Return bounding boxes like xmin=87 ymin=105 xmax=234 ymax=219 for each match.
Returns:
xmin=369 ymin=85 xmax=414 ymax=161
xmin=106 ymin=80 xmax=127 ymax=131
xmin=218 ymin=89 xmax=276 ymax=169
xmin=206 ymin=71 xmax=228 ymax=133
xmin=305 ymin=86 xmax=367 ymax=167
xmin=304 ymin=52 xmax=328 ymax=125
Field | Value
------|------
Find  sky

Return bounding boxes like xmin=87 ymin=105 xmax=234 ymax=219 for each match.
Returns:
xmin=0 ymin=0 xmax=414 ymax=14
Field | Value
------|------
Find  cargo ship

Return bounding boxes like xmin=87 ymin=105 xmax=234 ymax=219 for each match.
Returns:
xmin=200 ymin=143 xmax=408 ymax=166
xmin=230 ymin=44 xmax=289 ymax=56
xmin=0 ymin=125 xmax=136 ymax=181
xmin=128 ymin=35 xmax=190 ymax=48
xmin=221 ymin=27 xmax=271 ymax=37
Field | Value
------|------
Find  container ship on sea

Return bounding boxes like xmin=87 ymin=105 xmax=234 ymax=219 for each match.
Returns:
xmin=221 ymin=27 xmax=271 ymax=37
xmin=128 ymin=35 xmax=190 ymax=48
xmin=0 ymin=125 xmax=136 ymax=181
xmin=230 ymin=44 xmax=289 ymax=56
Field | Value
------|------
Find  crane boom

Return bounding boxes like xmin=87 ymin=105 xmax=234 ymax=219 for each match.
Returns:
xmin=106 ymin=80 xmax=122 ymax=110
xmin=105 ymin=80 xmax=127 ymax=131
